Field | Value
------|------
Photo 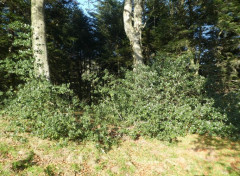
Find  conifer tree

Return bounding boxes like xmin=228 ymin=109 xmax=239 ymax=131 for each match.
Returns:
xmin=93 ymin=0 xmax=132 ymax=73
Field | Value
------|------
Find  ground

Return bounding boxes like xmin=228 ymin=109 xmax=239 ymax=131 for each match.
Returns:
xmin=0 ymin=117 xmax=240 ymax=176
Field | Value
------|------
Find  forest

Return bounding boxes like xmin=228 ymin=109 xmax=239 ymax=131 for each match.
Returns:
xmin=0 ymin=0 xmax=240 ymax=175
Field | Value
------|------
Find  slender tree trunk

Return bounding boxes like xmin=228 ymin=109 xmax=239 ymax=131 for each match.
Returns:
xmin=31 ymin=0 xmax=50 ymax=80
xmin=123 ymin=0 xmax=144 ymax=68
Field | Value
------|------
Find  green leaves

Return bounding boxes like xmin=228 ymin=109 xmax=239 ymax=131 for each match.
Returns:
xmin=5 ymin=79 xmax=81 ymax=140
xmin=0 ymin=20 xmax=33 ymax=108
xmin=84 ymin=54 xmax=234 ymax=142
xmin=0 ymin=22 xmax=32 ymax=75
xmin=3 ymin=53 xmax=239 ymax=150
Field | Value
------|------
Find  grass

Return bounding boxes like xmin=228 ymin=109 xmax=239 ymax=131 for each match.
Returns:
xmin=0 ymin=116 xmax=240 ymax=176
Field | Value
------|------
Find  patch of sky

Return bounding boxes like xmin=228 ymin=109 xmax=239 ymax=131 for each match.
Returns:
xmin=76 ymin=0 xmax=96 ymax=16
xmin=202 ymin=25 xmax=215 ymax=40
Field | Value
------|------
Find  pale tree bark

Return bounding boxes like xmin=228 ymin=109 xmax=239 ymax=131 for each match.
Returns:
xmin=31 ymin=0 xmax=50 ymax=80
xmin=123 ymin=0 xmax=144 ymax=68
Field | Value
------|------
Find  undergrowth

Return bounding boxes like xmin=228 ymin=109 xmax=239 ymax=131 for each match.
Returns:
xmin=3 ymin=79 xmax=83 ymax=140
xmin=2 ymin=54 xmax=239 ymax=150
xmin=83 ymin=54 xmax=236 ymax=142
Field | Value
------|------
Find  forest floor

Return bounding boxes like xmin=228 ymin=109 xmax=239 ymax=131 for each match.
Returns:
xmin=0 ymin=117 xmax=240 ymax=176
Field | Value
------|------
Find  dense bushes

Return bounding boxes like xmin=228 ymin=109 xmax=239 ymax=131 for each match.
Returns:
xmin=2 ymin=79 xmax=119 ymax=150
xmin=84 ymin=54 xmax=234 ymax=141
xmin=0 ymin=21 xmax=33 ymax=108
xmin=1 ymin=54 xmax=238 ymax=150
xmin=3 ymin=80 xmax=82 ymax=140
xmin=208 ymin=90 xmax=240 ymax=137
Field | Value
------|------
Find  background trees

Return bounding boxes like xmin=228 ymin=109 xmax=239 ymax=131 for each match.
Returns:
xmin=93 ymin=0 xmax=132 ymax=74
xmin=143 ymin=0 xmax=240 ymax=92
xmin=0 ymin=0 xmax=32 ymax=106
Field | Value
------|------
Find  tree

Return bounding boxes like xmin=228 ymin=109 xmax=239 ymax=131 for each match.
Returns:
xmin=31 ymin=0 xmax=50 ymax=80
xmin=213 ymin=0 xmax=240 ymax=91
xmin=123 ymin=0 xmax=144 ymax=67
xmin=93 ymin=0 xmax=132 ymax=74
xmin=0 ymin=0 xmax=32 ymax=104
xmin=44 ymin=0 xmax=97 ymax=100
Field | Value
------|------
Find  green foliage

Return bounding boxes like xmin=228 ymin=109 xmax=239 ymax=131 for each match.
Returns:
xmin=3 ymin=78 xmax=118 ymax=150
xmin=2 ymin=54 xmax=239 ymax=150
xmin=93 ymin=0 xmax=132 ymax=73
xmin=4 ymin=79 xmax=82 ymax=140
xmin=0 ymin=0 xmax=239 ymax=151
xmin=83 ymin=54 xmax=235 ymax=142
xmin=144 ymin=0 xmax=240 ymax=92
xmin=44 ymin=165 xmax=56 ymax=176
xmin=12 ymin=151 xmax=35 ymax=171
xmin=207 ymin=90 xmax=240 ymax=137
xmin=0 ymin=0 xmax=32 ymax=107
xmin=44 ymin=1 xmax=97 ymax=100
xmin=0 ymin=21 xmax=33 ymax=80
xmin=0 ymin=21 xmax=33 ymax=108
xmin=213 ymin=0 xmax=240 ymax=91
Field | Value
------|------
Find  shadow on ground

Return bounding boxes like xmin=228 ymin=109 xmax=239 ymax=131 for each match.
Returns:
xmin=192 ymin=134 xmax=240 ymax=151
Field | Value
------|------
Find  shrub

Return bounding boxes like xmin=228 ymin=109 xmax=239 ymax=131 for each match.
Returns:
xmin=3 ymin=79 xmax=118 ymax=150
xmin=83 ymin=54 xmax=234 ymax=141
xmin=3 ymin=54 xmax=237 ymax=150
xmin=0 ymin=21 xmax=33 ymax=108
xmin=4 ymin=79 xmax=82 ymax=140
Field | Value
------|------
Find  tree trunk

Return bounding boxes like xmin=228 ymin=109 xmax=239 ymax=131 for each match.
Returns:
xmin=123 ymin=0 xmax=144 ymax=68
xmin=31 ymin=0 xmax=50 ymax=80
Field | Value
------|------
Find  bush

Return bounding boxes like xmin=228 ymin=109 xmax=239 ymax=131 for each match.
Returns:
xmin=3 ymin=79 xmax=119 ymax=150
xmin=3 ymin=54 xmax=237 ymax=150
xmin=0 ymin=21 xmax=34 ymax=108
xmin=209 ymin=90 xmax=240 ymax=137
xmin=83 ymin=54 xmax=234 ymax=141
xmin=4 ymin=79 xmax=82 ymax=140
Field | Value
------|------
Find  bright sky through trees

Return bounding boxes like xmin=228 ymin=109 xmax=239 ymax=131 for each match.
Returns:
xmin=77 ymin=0 xmax=95 ymax=15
